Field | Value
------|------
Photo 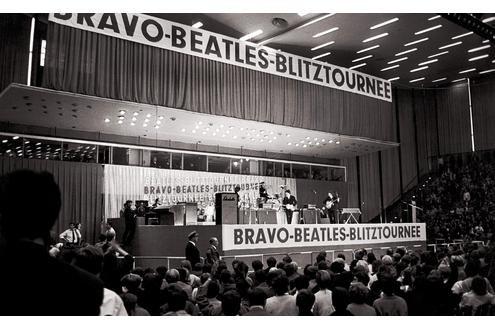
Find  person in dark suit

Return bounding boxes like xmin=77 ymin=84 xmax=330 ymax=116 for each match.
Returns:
xmin=185 ymin=231 xmax=201 ymax=267
xmin=205 ymin=237 xmax=220 ymax=265
xmin=122 ymin=200 xmax=136 ymax=247
xmin=282 ymin=190 xmax=297 ymax=224
xmin=0 ymin=170 xmax=104 ymax=315
xmin=242 ymin=287 xmax=269 ymax=316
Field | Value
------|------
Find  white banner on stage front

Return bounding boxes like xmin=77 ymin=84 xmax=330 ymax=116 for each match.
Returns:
xmin=222 ymin=223 xmax=426 ymax=251
xmin=103 ymin=164 xmax=296 ymax=218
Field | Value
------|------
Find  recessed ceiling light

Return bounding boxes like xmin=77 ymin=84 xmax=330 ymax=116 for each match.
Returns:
xmin=181 ymin=128 xmax=186 ymax=132
xmin=336 ymin=141 xmax=340 ymax=145
xmin=298 ymin=13 xmax=308 ymax=17
xmin=363 ymin=33 xmax=389 ymax=43
xmin=311 ymin=41 xmax=335 ymax=51
xmin=119 ymin=110 xmax=126 ymax=115
xmin=154 ymin=125 xmax=160 ymax=129
xmin=395 ymin=48 xmax=417 ymax=56
xmin=329 ymin=140 xmax=334 ymax=143
xmin=312 ymin=52 xmax=331 ymax=60
xmin=295 ymin=143 xmax=299 ymax=147
xmin=303 ymin=144 xmax=307 ymax=148
xmin=388 ymin=57 xmax=408 ymax=64
xmin=370 ymin=17 xmax=399 ymax=30
xmin=452 ymin=31 xmax=474 ymax=39
xmin=432 ymin=77 xmax=447 ymax=82
xmin=240 ymin=29 xmax=263 ymax=41
xmin=388 ymin=77 xmax=400 ymax=82
xmin=156 ymin=121 xmax=161 ymax=125
xmin=104 ymin=118 xmax=110 ymax=123
xmin=118 ymin=116 xmax=124 ymax=120
xmin=356 ymin=45 xmax=380 ymax=53
xmin=459 ymin=68 xmax=476 ymax=74
xmin=131 ymin=117 xmax=137 ymax=121
xmin=404 ymin=38 xmax=429 ymax=47
xmin=130 ymin=122 xmax=135 ymax=126
xmin=118 ymin=120 xmax=123 ymax=124
xmin=480 ymin=68 xmax=495 ymax=75
xmin=192 ymin=22 xmax=203 ymax=29
xmin=452 ymin=78 xmax=465 ymax=83
xmin=144 ymin=119 xmax=149 ymax=123
xmin=349 ymin=63 xmax=366 ymax=70
xmin=428 ymin=51 xmax=449 ymax=58
xmin=411 ymin=66 xmax=429 ymax=72
xmin=418 ymin=59 xmax=438 ymax=66
xmin=296 ymin=13 xmax=335 ymax=29
xmin=409 ymin=77 xmax=425 ymax=83
xmin=415 ymin=25 xmax=442 ymax=35
xmin=313 ymin=27 xmax=339 ymax=38
xmin=381 ymin=64 xmax=400 ymax=71
xmin=143 ymin=123 xmax=148 ymax=127
xmin=469 ymin=54 xmax=489 ymax=61
xmin=439 ymin=41 xmax=462 ymax=49
xmin=352 ymin=55 xmax=373 ymax=62
xmin=468 ymin=45 xmax=491 ymax=52
xmin=13 ymin=136 xmax=19 ymax=140
xmin=133 ymin=112 xmax=139 ymax=116
xmin=482 ymin=16 xmax=495 ymax=23
xmin=146 ymin=113 xmax=151 ymax=118
xmin=192 ymin=130 xmax=196 ymax=133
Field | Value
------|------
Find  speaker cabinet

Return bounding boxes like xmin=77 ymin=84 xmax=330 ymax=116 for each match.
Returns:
xmin=215 ymin=193 xmax=238 ymax=225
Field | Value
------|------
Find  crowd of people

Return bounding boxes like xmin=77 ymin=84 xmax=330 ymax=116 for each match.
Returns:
xmin=416 ymin=155 xmax=495 ymax=243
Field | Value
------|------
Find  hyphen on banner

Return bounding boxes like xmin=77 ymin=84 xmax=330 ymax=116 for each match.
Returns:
xmin=222 ymin=223 xmax=426 ymax=250
xmin=48 ymin=13 xmax=392 ymax=102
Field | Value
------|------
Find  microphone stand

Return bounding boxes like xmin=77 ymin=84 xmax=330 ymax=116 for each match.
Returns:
xmin=313 ymin=190 xmax=318 ymax=224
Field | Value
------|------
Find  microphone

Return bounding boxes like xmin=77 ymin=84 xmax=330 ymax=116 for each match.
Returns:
xmin=312 ymin=189 xmax=317 ymax=194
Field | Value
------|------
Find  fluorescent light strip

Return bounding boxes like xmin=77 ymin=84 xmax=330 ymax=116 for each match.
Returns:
xmin=311 ymin=40 xmax=335 ymax=51
xmin=428 ymin=51 xmax=449 ymax=58
xmin=415 ymin=25 xmax=442 ymax=35
xmin=352 ymin=55 xmax=373 ymax=62
xmin=469 ymin=54 xmax=489 ymax=61
xmin=418 ymin=59 xmax=438 ymax=66
xmin=459 ymin=68 xmax=476 ymax=74
xmin=356 ymin=45 xmax=380 ymax=53
xmin=313 ymin=27 xmax=339 ymax=38
xmin=410 ymin=66 xmax=429 ymax=72
xmin=452 ymin=31 xmax=473 ymax=39
xmin=432 ymin=77 xmax=447 ymax=82
xmin=388 ymin=57 xmax=408 ymax=64
xmin=297 ymin=13 xmax=335 ymax=29
xmin=404 ymin=38 xmax=429 ymax=47
xmin=395 ymin=48 xmax=417 ymax=56
xmin=349 ymin=63 xmax=367 ymax=70
xmin=381 ymin=64 xmax=400 ymax=71
xmin=482 ymin=16 xmax=495 ymax=23
xmin=452 ymin=78 xmax=465 ymax=83
xmin=370 ymin=17 xmax=399 ymax=30
xmin=191 ymin=22 xmax=203 ymax=29
xmin=428 ymin=15 xmax=441 ymax=21
xmin=312 ymin=52 xmax=331 ymax=60
xmin=483 ymin=40 xmax=490 ymax=44
xmin=388 ymin=77 xmax=400 ymax=82
xmin=468 ymin=45 xmax=491 ymax=52
xmin=480 ymin=68 xmax=495 ymax=74
xmin=409 ymin=77 xmax=425 ymax=83
xmin=257 ymin=36 xmax=276 ymax=46
xmin=298 ymin=13 xmax=309 ymax=17
xmin=439 ymin=41 xmax=462 ymax=49
xmin=240 ymin=29 xmax=263 ymax=41
xmin=363 ymin=33 xmax=389 ymax=43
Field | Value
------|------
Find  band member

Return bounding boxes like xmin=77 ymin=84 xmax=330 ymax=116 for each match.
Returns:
xmin=259 ymin=182 xmax=268 ymax=208
xmin=282 ymin=190 xmax=297 ymax=224
xmin=323 ymin=192 xmax=340 ymax=224
xmin=122 ymin=200 xmax=136 ymax=247
xmin=59 ymin=222 xmax=82 ymax=247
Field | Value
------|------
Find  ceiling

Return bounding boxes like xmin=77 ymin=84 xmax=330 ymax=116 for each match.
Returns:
xmin=0 ymin=84 xmax=397 ymax=159
xmin=150 ymin=13 xmax=495 ymax=87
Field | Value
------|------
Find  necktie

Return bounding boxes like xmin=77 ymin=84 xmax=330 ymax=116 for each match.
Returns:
xmin=72 ymin=229 xmax=76 ymax=244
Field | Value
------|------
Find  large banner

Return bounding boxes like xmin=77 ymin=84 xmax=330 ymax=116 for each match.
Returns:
xmin=48 ymin=13 xmax=392 ymax=102
xmin=222 ymin=223 xmax=426 ymax=251
xmin=104 ymin=165 xmax=296 ymax=218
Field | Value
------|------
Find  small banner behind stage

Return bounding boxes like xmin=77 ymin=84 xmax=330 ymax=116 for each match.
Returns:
xmin=222 ymin=223 xmax=426 ymax=251
xmin=104 ymin=165 xmax=296 ymax=218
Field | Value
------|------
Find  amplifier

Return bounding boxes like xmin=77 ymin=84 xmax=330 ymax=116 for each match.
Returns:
xmin=215 ymin=193 xmax=239 ymax=225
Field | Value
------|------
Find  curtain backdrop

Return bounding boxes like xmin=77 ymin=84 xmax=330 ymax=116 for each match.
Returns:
xmin=471 ymin=75 xmax=495 ymax=151
xmin=381 ymin=148 xmax=401 ymax=209
xmin=342 ymin=157 xmax=359 ymax=208
xmin=358 ymin=152 xmax=381 ymax=222
xmin=413 ymin=89 xmax=438 ymax=175
xmin=0 ymin=157 xmax=103 ymax=243
xmin=42 ymin=22 xmax=395 ymax=142
xmin=0 ymin=14 xmax=31 ymax=93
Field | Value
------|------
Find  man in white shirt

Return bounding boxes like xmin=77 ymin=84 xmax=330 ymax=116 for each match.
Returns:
xmin=313 ymin=270 xmax=335 ymax=315
xmin=265 ymin=275 xmax=298 ymax=315
xmin=59 ymin=222 xmax=82 ymax=246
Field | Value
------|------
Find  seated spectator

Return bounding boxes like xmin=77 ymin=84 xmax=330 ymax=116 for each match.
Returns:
xmin=162 ymin=285 xmax=190 ymax=316
xmin=192 ymin=273 xmax=210 ymax=302
xmin=373 ymin=272 xmax=408 ymax=316
xmin=331 ymin=287 xmax=353 ymax=316
xmin=460 ymin=276 xmax=495 ymax=315
xmin=122 ymin=293 xmax=150 ymax=316
xmin=313 ymin=270 xmax=335 ymax=315
xmin=296 ymin=289 xmax=315 ymax=316
xmin=242 ymin=287 xmax=268 ymax=316
xmin=347 ymin=282 xmax=376 ymax=316
xmin=265 ymin=276 xmax=298 ymax=315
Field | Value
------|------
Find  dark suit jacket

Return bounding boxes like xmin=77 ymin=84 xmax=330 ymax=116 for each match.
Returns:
xmin=185 ymin=241 xmax=201 ymax=266
xmin=282 ymin=195 xmax=297 ymax=206
xmin=205 ymin=245 xmax=220 ymax=265
xmin=0 ymin=241 xmax=103 ymax=315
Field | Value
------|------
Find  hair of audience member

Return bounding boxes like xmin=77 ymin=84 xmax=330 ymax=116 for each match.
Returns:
xmin=317 ymin=260 xmax=329 ymax=271
xmin=121 ymin=273 xmax=143 ymax=294
xmin=379 ymin=272 xmax=395 ymax=296
xmin=236 ymin=279 xmax=251 ymax=299
xmin=231 ymin=259 xmax=240 ymax=271
xmin=221 ymin=290 xmax=241 ymax=316
xmin=354 ymin=271 xmax=370 ymax=287
xmin=142 ymin=272 xmax=162 ymax=292
xmin=143 ymin=267 xmax=156 ymax=275
xmin=296 ymin=289 xmax=315 ymax=315
xmin=371 ymin=260 xmax=383 ymax=274
xmin=0 ymin=170 xmax=62 ymax=242
xmin=73 ymin=245 xmax=104 ymax=275
xmin=247 ymin=287 xmax=267 ymax=307
xmin=349 ymin=282 xmax=369 ymax=304
xmin=276 ymin=261 xmax=285 ymax=269
xmin=266 ymin=257 xmax=277 ymax=268
xmin=393 ymin=253 xmax=402 ymax=264
xmin=282 ymin=255 xmax=292 ymax=264
xmin=396 ymin=247 xmax=406 ymax=258
xmin=166 ymin=285 xmax=188 ymax=312
xmin=202 ymin=263 xmax=212 ymax=274
xmin=464 ymin=260 xmax=481 ymax=278
xmin=304 ymin=265 xmax=318 ymax=280
xmin=316 ymin=270 xmax=331 ymax=290
xmin=220 ymin=269 xmax=234 ymax=284
xmin=206 ymin=280 xmax=220 ymax=299
xmin=177 ymin=267 xmax=189 ymax=283
xmin=336 ymin=271 xmax=354 ymax=290
xmin=386 ymin=248 xmax=394 ymax=256
xmin=122 ymin=292 xmax=138 ymax=316
xmin=355 ymin=250 xmax=365 ymax=261
xmin=366 ymin=252 xmax=376 ymax=265
xmin=156 ymin=266 xmax=168 ymax=279
xmin=294 ymin=275 xmax=310 ymax=291
xmin=199 ymin=272 xmax=210 ymax=285
xmin=132 ymin=267 xmax=145 ymax=278
xmin=235 ymin=261 xmax=249 ymax=278
xmin=333 ymin=286 xmax=350 ymax=311
xmin=337 ymin=253 xmax=346 ymax=261
xmin=255 ymin=269 xmax=266 ymax=284
xmin=193 ymin=262 xmax=203 ymax=273
xmin=272 ymin=275 xmax=290 ymax=296
xmin=251 ymin=260 xmax=263 ymax=271
xmin=284 ymin=262 xmax=295 ymax=277
xmin=355 ymin=260 xmax=370 ymax=274
xmin=180 ymin=260 xmax=192 ymax=272
xmin=471 ymin=276 xmax=488 ymax=296
xmin=165 ymin=269 xmax=180 ymax=284
xmin=330 ymin=260 xmax=345 ymax=274
xmin=409 ymin=253 xmax=419 ymax=266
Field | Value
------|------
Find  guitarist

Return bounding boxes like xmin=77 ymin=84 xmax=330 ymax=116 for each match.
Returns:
xmin=282 ymin=189 xmax=297 ymax=224
xmin=323 ymin=192 xmax=340 ymax=224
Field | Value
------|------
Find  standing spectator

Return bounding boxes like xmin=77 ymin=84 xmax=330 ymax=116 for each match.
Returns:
xmin=122 ymin=293 xmax=150 ymax=316
xmin=313 ymin=270 xmax=335 ymax=315
xmin=331 ymin=287 xmax=353 ymax=316
xmin=373 ymin=272 xmax=408 ymax=316
xmin=265 ymin=276 xmax=298 ymax=315
xmin=122 ymin=200 xmax=136 ymax=247
xmin=460 ymin=276 xmax=495 ymax=315
xmin=206 ymin=237 xmax=220 ymax=265
xmin=185 ymin=231 xmax=201 ymax=267
xmin=162 ymin=285 xmax=190 ymax=316
xmin=242 ymin=287 xmax=269 ymax=316
xmin=347 ymin=282 xmax=376 ymax=316
xmin=296 ymin=289 xmax=315 ymax=316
